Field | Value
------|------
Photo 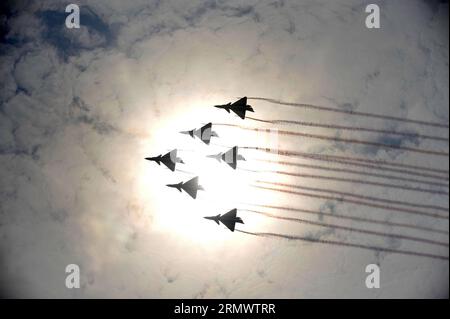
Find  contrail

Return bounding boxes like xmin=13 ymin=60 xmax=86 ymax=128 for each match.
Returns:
xmin=244 ymin=117 xmax=449 ymax=142
xmin=254 ymin=159 xmax=449 ymax=188
xmin=254 ymin=180 xmax=449 ymax=212
xmin=236 ymin=229 xmax=449 ymax=261
xmin=242 ymin=210 xmax=449 ymax=247
xmin=240 ymin=204 xmax=449 ymax=235
xmin=253 ymin=185 xmax=449 ymax=220
xmin=242 ymin=146 xmax=449 ymax=178
xmin=234 ymin=127 xmax=450 ymax=157
xmin=247 ymin=97 xmax=449 ymax=129
xmin=255 ymin=171 xmax=449 ymax=196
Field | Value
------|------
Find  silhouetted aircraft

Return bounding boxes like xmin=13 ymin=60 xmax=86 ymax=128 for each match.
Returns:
xmin=214 ymin=97 xmax=254 ymax=119
xmin=207 ymin=146 xmax=245 ymax=169
xmin=204 ymin=209 xmax=244 ymax=232
xmin=145 ymin=149 xmax=184 ymax=172
xmin=166 ymin=176 xmax=204 ymax=199
xmin=180 ymin=122 xmax=218 ymax=145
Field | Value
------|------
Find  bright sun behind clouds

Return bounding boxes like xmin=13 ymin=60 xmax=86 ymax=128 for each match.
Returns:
xmin=135 ymin=96 xmax=283 ymax=245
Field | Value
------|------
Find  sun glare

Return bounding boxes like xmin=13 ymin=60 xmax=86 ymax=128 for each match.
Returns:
xmin=135 ymin=96 xmax=283 ymax=246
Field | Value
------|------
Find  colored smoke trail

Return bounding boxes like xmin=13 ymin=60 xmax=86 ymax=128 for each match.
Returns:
xmin=247 ymin=97 xmax=449 ymax=129
xmin=242 ymin=146 xmax=449 ymax=177
xmin=259 ymin=171 xmax=448 ymax=196
xmin=236 ymin=230 xmax=449 ymax=261
xmin=253 ymin=185 xmax=449 ymax=220
xmin=253 ymin=180 xmax=449 ymax=212
xmin=243 ymin=210 xmax=449 ymax=247
xmin=240 ymin=204 xmax=448 ymax=235
xmin=235 ymin=127 xmax=450 ymax=157
xmin=254 ymin=159 xmax=449 ymax=188
xmin=245 ymin=117 xmax=449 ymax=142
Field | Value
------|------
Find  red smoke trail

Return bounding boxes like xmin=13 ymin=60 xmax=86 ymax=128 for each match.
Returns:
xmin=240 ymin=167 xmax=448 ymax=196
xmin=247 ymin=97 xmax=449 ymax=129
xmin=253 ymin=185 xmax=449 ymax=220
xmin=242 ymin=146 xmax=449 ymax=177
xmin=236 ymin=229 xmax=449 ymax=261
xmin=240 ymin=204 xmax=448 ymax=235
xmin=237 ymin=127 xmax=450 ymax=157
xmin=260 ymin=154 xmax=448 ymax=181
xmin=243 ymin=210 xmax=449 ymax=247
xmin=254 ymin=159 xmax=449 ymax=188
xmin=245 ymin=117 xmax=449 ymax=142
xmin=261 ymin=171 xmax=448 ymax=196
xmin=254 ymin=180 xmax=449 ymax=212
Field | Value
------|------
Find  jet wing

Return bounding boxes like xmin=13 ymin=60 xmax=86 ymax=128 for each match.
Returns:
xmin=221 ymin=146 xmax=237 ymax=169
xmin=221 ymin=219 xmax=236 ymax=232
xmin=195 ymin=123 xmax=213 ymax=145
xmin=231 ymin=107 xmax=246 ymax=120
xmin=222 ymin=208 xmax=237 ymax=219
xmin=161 ymin=150 xmax=176 ymax=171
xmin=182 ymin=176 xmax=200 ymax=199
xmin=231 ymin=97 xmax=247 ymax=106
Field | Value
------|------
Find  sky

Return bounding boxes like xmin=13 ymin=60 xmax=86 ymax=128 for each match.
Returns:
xmin=0 ymin=0 xmax=448 ymax=298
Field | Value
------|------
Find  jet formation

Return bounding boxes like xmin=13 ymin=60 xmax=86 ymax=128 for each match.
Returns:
xmin=145 ymin=97 xmax=254 ymax=231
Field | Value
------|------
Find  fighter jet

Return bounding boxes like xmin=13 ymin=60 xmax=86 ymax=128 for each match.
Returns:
xmin=145 ymin=149 xmax=184 ymax=172
xmin=166 ymin=176 xmax=204 ymax=199
xmin=214 ymin=97 xmax=254 ymax=120
xmin=207 ymin=146 xmax=245 ymax=169
xmin=204 ymin=209 xmax=244 ymax=232
xmin=180 ymin=122 xmax=218 ymax=145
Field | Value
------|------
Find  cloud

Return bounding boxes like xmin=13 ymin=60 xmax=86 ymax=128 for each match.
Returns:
xmin=38 ymin=7 xmax=115 ymax=58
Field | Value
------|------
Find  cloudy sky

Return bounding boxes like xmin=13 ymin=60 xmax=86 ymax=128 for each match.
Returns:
xmin=0 ymin=0 xmax=448 ymax=298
